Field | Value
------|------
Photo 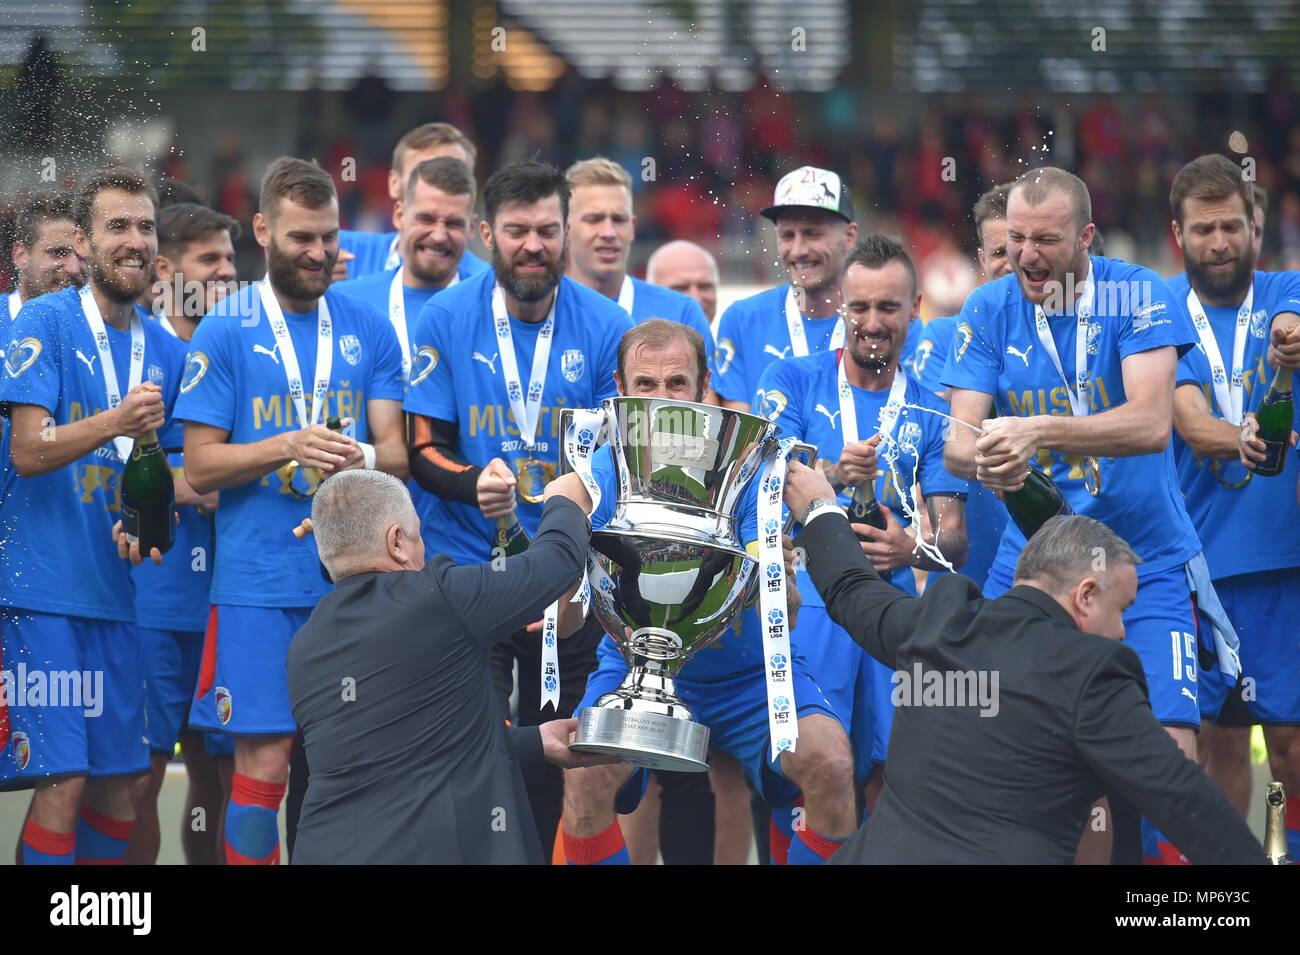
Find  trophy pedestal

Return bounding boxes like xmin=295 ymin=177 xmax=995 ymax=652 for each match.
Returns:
xmin=571 ymin=707 xmax=711 ymax=773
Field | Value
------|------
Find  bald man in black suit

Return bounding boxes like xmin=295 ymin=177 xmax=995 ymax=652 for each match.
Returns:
xmin=783 ymin=461 xmax=1264 ymax=865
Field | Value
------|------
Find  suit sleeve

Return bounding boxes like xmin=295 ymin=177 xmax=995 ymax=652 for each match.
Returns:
xmin=437 ymin=496 xmax=591 ymax=648
xmin=508 ymin=726 xmax=546 ymax=778
xmin=796 ymin=508 xmax=920 ymax=669
xmin=1074 ymin=643 xmax=1266 ymax=865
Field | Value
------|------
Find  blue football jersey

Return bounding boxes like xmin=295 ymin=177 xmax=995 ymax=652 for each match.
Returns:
xmin=173 ymin=284 xmax=406 ymax=607
xmin=910 ymin=315 xmax=957 ymax=395
xmin=403 ymin=271 xmax=631 ymax=565
xmin=905 ymin=313 xmax=1008 ymax=589
xmin=1170 ymin=269 xmax=1300 ymax=580
xmin=713 ymin=284 xmax=846 ymax=404
xmin=940 ymin=256 xmax=1203 ymax=580
xmin=0 ymin=286 xmax=187 ymax=621
xmin=624 ymin=277 xmax=719 ymax=375
xmin=338 ymin=229 xmax=491 ymax=282
xmin=756 ymin=350 xmax=968 ymax=600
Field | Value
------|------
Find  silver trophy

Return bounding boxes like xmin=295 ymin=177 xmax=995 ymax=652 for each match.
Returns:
xmin=563 ymin=397 xmax=810 ymax=772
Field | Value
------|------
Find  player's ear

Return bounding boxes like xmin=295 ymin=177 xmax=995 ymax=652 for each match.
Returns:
xmin=1170 ymin=218 xmax=1185 ymax=250
xmin=154 ymin=252 xmax=174 ymax=284
xmin=1079 ymin=223 xmax=1096 ymax=254
xmin=252 ymin=212 xmax=272 ymax=250
xmin=73 ymin=227 xmax=91 ymax=260
xmin=479 ymin=218 xmax=493 ymax=249
xmin=391 ymin=200 xmax=404 ymax=234
xmin=11 ymin=241 xmax=28 ymax=272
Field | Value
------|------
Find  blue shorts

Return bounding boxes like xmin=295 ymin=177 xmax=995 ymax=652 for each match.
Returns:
xmin=189 ymin=605 xmax=313 ymax=737
xmin=987 ymin=561 xmax=1207 ymax=727
xmin=203 ymin=732 xmax=235 ymax=757
xmin=1207 ymin=569 xmax=1300 ymax=724
xmin=0 ymin=609 xmax=148 ymax=789
xmin=792 ymin=606 xmax=886 ymax=777
xmin=579 ymin=635 xmax=839 ymax=806
xmin=140 ymin=627 xmax=205 ymax=753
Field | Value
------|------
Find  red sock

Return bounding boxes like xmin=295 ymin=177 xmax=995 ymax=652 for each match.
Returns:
xmin=225 ymin=773 xmax=285 ymax=865
xmin=75 ymin=804 xmax=135 ymax=865
xmin=22 ymin=817 xmax=76 ymax=865
xmin=562 ymin=819 xmax=629 ymax=865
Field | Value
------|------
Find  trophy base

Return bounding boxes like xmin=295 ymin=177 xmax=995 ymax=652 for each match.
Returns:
xmin=570 ymin=707 xmax=711 ymax=773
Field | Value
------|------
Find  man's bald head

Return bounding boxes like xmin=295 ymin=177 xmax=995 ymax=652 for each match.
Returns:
xmin=646 ymin=240 xmax=720 ymax=321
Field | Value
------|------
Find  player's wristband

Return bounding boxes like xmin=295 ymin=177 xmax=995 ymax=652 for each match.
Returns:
xmin=359 ymin=442 xmax=376 ymax=470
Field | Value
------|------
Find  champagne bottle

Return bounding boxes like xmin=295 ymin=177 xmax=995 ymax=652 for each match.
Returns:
xmin=1004 ymin=465 xmax=1074 ymax=539
xmin=495 ymin=514 xmax=530 ymax=556
xmin=295 ymin=415 xmax=345 ymax=492
xmin=984 ymin=406 xmax=1073 ymax=538
xmin=846 ymin=479 xmax=887 ymax=531
xmin=1254 ymin=365 xmax=1293 ymax=477
xmin=1265 ymin=781 xmax=1293 ymax=865
xmin=122 ymin=430 xmax=176 ymax=555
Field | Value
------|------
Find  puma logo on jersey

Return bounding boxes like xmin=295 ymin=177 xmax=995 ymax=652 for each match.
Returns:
xmin=814 ymin=403 xmax=841 ymax=426
xmin=253 ymin=343 xmax=281 ymax=365
xmin=472 ymin=351 xmax=499 ymax=373
xmin=1006 ymin=344 xmax=1034 ymax=366
xmin=1181 ymin=687 xmax=1197 ymax=702
xmin=763 ymin=344 xmax=792 ymax=359
xmin=74 ymin=349 xmax=97 ymax=376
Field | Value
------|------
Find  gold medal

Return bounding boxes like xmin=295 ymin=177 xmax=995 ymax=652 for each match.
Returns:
xmin=1210 ymin=458 xmax=1253 ymax=490
xmin=1083 ymin=455 xmax=1103 ymax=497
xmin=276 ymin=460 xmax=325 ymax=499
xmin=515 ymin=457 xmax=552 ymax=504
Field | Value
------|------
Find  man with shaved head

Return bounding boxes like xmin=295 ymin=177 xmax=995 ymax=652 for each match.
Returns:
xmin=647 ymin=240 xmax=720 ymax=323
xmin=941 ymin=166 xmax=1240 ymax=865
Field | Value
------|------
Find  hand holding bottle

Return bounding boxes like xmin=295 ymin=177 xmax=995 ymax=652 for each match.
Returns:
xmin=113 ymin=382 xmax=165 ymax=439
xmin=974 ymin=416 xmax=1042 ymax=491
xmin=478 ymin=457 xmax=518 ymax=520
xmin=834 ymin=434 xmax=883 ymax=487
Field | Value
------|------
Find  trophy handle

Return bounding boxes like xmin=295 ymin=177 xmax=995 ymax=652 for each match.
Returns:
xmin=556 ymin=409 xmax=576 ymax=476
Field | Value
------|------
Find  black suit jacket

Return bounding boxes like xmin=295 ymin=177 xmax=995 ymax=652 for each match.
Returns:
xmin=797 ymin=511 xmax=1264 ymax=865
xmin=287 ymin=497 xmax=589 ymax=865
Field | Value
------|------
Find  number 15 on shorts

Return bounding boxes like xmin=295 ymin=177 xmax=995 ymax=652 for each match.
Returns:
xmin=1171 ymin=631 xmax=1197 ymax=685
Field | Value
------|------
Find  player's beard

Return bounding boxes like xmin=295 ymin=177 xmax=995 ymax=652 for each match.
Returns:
xmin=87 ymin=242 xmax=151 ymax=304
xmin=267 ymin=235 xmax=335 ymax=302
xmin=405 ymin=236 xmax=460 ymax=287
xmin=30 ymin=263 xmax=85 ymax=297
xmin=493 ymin=241 xmax=567 ymax=302
xmin=847 ymin=331 xmax=893 ymax=372
xmin=1185 ymin=245 xmax=1256 ymax=303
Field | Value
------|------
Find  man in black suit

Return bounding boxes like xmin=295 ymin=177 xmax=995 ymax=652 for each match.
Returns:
xmin=782 ymin=461 xmax=1265 ymax=865
xmin=286 ymin=469 xmax=616 ymax=864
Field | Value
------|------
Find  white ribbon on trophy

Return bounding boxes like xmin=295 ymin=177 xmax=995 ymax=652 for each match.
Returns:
xmin=756 ymin=436 xmax=799 ymax=760
xmin=540 ymin=407 xmax=608 ymax=711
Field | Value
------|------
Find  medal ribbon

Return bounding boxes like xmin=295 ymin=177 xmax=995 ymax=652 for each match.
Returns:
xmin=80 ymin=286 xmax=146 ymax=462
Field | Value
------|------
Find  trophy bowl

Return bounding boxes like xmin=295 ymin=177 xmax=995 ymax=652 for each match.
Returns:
xmin=569 ymin=397 xmax=776 ymax=772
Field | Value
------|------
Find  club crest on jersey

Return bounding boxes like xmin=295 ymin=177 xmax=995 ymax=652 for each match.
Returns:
xmin=410 ymin=346 xmax=439 ymax=386
xmin=756 ymin=388 xmax=787 ymax=421
xmin=215 ymin=686 xmax=232 ymax=725
xmin=4 ymin=337 xmax=42 ymax=378
xmin=180 ymin=352 xmax=209 ymax=393
xmin=715 ymin=339 xmax=735 ymax=375
xmin=954 ymin=323 xmax=974 ymax=362
xmin=11 ymin=731 xmax=30 ymax=770
xmin=912 ymin=339 xmax=933 ymax=374
xmin=561 ymin=349 xmax=585 ymax=383
xmin=1086 ymin=320 xmax=1103 ymax=356
xmin=338 ymin=334 xmax=362 ymax=366
xmin=898 ymin=420 xmax=923 ymax=448
xmin=147 ymin=363 xmax=165 ymax=386
xmin=1250 ymin=309 xmax=1268 ymax=339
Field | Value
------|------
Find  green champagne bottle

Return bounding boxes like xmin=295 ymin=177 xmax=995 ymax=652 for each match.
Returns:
xmin=983 ymin=406 xmax=1072 ymax=538
xmin=1254 ymin=365 xmax=1293 ymax=477
xmin=1004 ymin=465 xmax=1073 ymax=539
xmin=122 ymin=430 xmax=176 ymax=554
xmin=495 ymin=514 xmax=530 ymax=556
xmin=846 ymin=479 xmax=887 ymax=532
